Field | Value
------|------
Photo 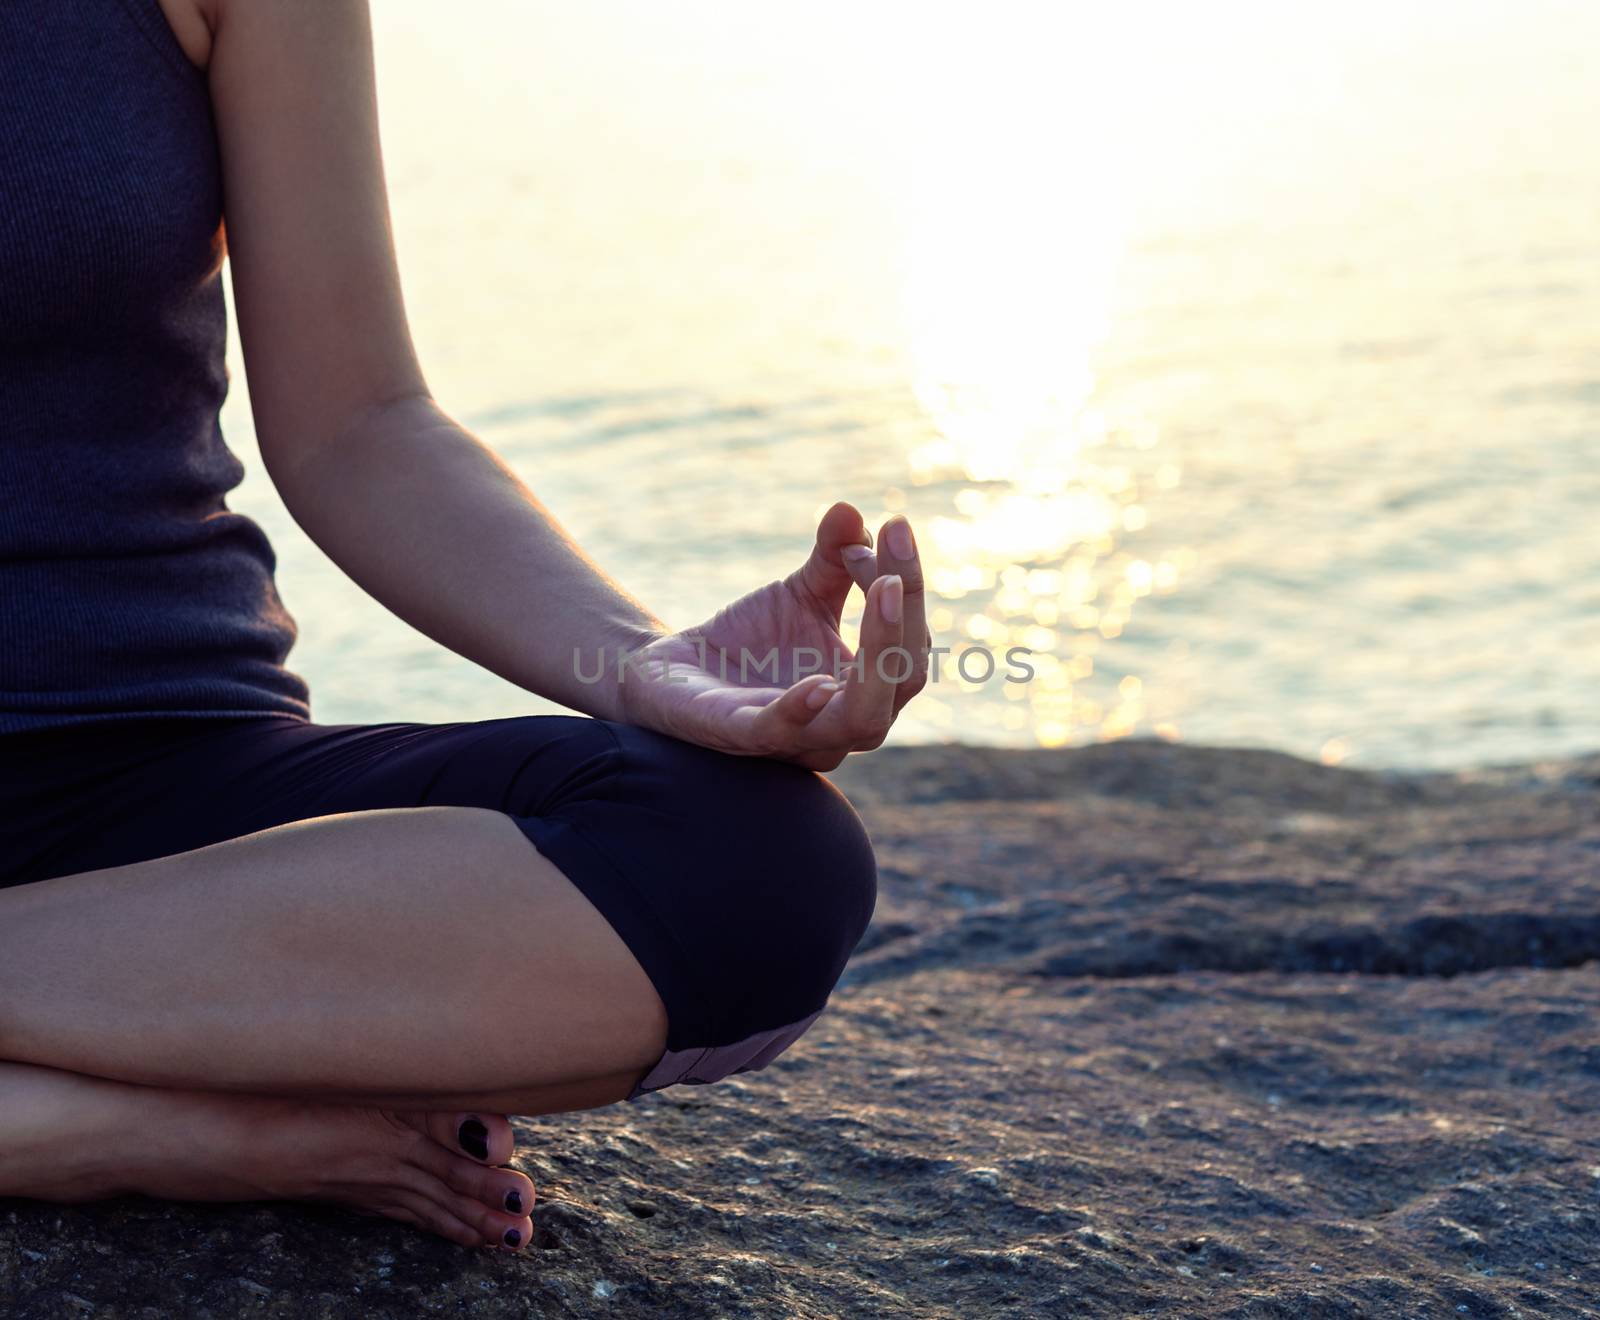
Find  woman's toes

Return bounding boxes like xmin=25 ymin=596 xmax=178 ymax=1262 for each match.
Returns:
xmin=448 ymin=1153 xmax=536 ymax=1217
xmin=485 ymin=1166 xmax=534 ymax=1218
xmin=393 ymin=1155 xmax=532 ymax=1249
xmin=439 ymin=1111 xmax=515 ymax=1164
xmin=331 ymin=1108 xmax=534 ymax=1249
xmin=501 ymin=1179 xmax=531 ymax=1218
xmin=396 ymin=1110 xmax=517 ymax=1165
xmin=455 ymin=1114 xmax=491 ymax=1160
xmin=439 ymin=1184 xmax=533 ymax=1250
xmin=405 ymin=1129 xmax=537 ymax=1216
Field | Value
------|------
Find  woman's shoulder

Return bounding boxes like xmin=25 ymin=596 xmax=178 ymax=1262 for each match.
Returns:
xmin=149 ymin=0 xmax=216 ymax=74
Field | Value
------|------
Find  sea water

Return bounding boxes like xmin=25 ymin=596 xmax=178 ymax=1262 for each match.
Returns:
xmin=221 ymin=0 xmax=1600 ymax=770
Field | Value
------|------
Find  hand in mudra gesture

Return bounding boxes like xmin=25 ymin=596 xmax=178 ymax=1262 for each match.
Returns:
xmin=617 ymin=502 xmax=930 ymax=770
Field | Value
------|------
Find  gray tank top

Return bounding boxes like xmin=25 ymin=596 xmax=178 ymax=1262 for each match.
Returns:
xmin=0 ymin=0 xmax=312 ymax=732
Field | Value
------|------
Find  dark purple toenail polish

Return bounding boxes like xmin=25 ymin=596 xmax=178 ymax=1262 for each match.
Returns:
xmin=505 ymin=1190 xmax=524 ymax=1215
xmin=458 ymin=1118 xmax=489 ymax=1160
xmin=503 ymin=1229 xmax=521 ymax=1248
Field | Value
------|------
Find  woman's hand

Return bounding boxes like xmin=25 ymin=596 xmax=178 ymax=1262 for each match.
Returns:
xmin=615 ymin=503 xmax=929 ymax=770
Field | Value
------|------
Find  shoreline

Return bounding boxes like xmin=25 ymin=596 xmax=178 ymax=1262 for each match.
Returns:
xmin=855 ymin=732 xmax=1600 ymax=787
xmin=832 ymin=732 xmax=1600 ymax=804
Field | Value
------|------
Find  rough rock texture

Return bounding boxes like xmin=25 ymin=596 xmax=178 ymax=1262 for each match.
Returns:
xmin=5 ymin=740 xmax=1600 ymax=1317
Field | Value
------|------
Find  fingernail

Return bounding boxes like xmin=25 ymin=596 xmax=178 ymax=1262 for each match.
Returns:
xmin=887 ymin=519 xmax=914 ymax=560
xmin=861 ymin=526 xmax=874 ymax=547
xmin=879 ymin=575 xmax=903 ymax=624
xmin=841 ymin=544 xmax=873 ymax=564
xmin=806 ymin=680 xmax=840 ymax=710
xmin=458 ymin=1118 xmax=489 ymax=1160
xmin=505 ymin=1190 xmax=524 ymax=1215
xmin=503 ymin=1228 xmax=522 ymax=1248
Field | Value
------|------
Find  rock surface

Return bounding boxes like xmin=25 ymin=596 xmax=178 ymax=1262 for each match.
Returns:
xmin=5 ymin=739 xmax=1600 ymax=1317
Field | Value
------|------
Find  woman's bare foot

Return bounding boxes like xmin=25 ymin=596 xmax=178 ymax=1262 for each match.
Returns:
xmin=0 ymin=1061 xmax=535 ymax=1249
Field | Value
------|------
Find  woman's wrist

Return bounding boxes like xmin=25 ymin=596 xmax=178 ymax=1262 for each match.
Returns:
xmin=563 ymin=615 xmax=668 ymax=724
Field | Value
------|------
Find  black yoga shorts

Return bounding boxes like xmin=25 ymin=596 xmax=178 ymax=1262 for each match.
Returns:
xmin=0 ymin=713 xmax=878 ymax=1100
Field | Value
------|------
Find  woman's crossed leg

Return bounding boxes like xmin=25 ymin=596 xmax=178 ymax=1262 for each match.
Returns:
xmin=0 ymin=715 xmax=877 ymax=1248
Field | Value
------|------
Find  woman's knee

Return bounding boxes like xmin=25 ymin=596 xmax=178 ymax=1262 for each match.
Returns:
xmin=647 ymin=736 xmax=875 ymax=1008
xmin=606 ymin=721 xmax=878 ymax=972
xmin=502 ymin=719 xmax=878 ymax=1095
xmin=627 ymin=761 xmax=877 ymax=1097
xmin=748 ymin=766 xmax=878 ymax=1000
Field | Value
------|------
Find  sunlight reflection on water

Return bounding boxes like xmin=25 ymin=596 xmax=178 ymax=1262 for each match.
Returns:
xmin=222 ymin=0 xmax=1600 ymax=769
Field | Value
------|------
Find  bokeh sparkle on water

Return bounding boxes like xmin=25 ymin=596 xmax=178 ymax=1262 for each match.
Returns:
xmin=222 ymin=0 xmax=1600 ymax=770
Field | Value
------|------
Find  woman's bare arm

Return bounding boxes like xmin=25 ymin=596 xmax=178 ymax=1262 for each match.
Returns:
xmin=206 ymin=0 xmax=662 ymax=721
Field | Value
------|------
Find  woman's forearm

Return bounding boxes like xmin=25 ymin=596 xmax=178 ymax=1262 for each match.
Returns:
xmin=264 ymin=392 xmax=665 ymax=721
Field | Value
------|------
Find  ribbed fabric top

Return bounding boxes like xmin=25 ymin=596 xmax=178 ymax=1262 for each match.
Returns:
xmin=0 ymin=0 xmax=311 ymax=732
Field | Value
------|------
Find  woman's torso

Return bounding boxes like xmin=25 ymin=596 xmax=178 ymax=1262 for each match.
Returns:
xmin=0 ymin=0 xmax=310 ymax=733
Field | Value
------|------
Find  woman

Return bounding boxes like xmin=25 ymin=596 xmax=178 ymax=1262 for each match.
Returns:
xmin=0 ymin=0 xmax=927 ymax=1250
